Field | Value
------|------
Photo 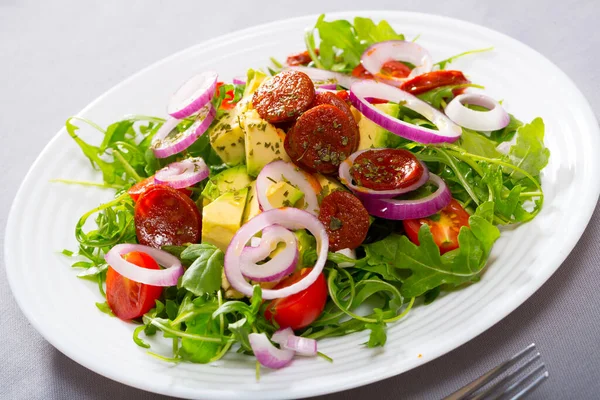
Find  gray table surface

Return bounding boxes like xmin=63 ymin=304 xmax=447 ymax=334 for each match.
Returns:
xmin=2 ymin=0 xmax=599 ymax=399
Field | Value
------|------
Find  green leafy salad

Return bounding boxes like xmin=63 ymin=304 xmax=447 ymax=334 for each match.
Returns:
xmin=60 ymin=15 xmax=550 ymax=372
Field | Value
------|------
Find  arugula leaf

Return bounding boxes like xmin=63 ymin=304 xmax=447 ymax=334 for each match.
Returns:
xmin=434 ymin=47 xmax=493 ymax=70
xmin=365 ymin=321 xmax=387 ymax=347
xmin=417 ymin=84 xmax=483 ymax=109
xmin=364 ymin=202 xmax=500 ymax=298
xmin=228 ymin=318 xmax=252 ymax=352
xmin=179 ymin=314 xmax=221 ymax=363
xmin=458 ymin=129 xmax=502 ymax=159
xmin=308 ymin=15 xmax=404 ymax=72
xmin=180 ymin=244 xmax=224 ymax=296
xmin=354 ymin=17 xmax=404 ymax=43
xmin=507 ymin=117 xmax=550 ymax=180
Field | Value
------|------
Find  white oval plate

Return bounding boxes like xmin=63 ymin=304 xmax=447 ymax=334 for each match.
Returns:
xmin=5 ymin=11 xmax=600 ymax=400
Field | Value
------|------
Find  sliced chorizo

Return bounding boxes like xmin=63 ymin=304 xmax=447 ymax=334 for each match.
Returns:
xmin=318 ymin=191 xmax=370 ymax=251
xmin=134 ymin=185 xmax=201 ymax=248
xmin=284 ymin=104 xmax=357 ymax=174
xmin=252 ymin=70 xmax=315 ymax=123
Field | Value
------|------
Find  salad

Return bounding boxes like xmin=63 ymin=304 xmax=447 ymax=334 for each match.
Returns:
xmin=60 ymin=15 xmax=550 ymax=373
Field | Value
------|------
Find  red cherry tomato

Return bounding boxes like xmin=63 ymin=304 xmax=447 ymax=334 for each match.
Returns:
xmin=215 ymin=82 xmax=236 ymax=110
xmin=400 ymin=70 xmax=470 ymax=95
xmin=128 ymin=176 xmax=191 ymax=202
xmin=264 ymin=268 xmax=328 ymax=330
xmin=351 ymin=60 xmax=411 ymax=80
xmin=286 ymin=50 xmax=318 ymax=66
xmin=403 ymin=199 xmax=471 ymax=254
xmin=106 ymin=251 xmax=163 ymax=321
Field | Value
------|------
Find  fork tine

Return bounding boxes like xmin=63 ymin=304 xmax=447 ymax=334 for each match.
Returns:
xmin=506 ymin=371 xmax=549 ymax=400
xmin=442 ymin=344 xmax=537 ymax=400
xmin=497 ymin=365 xmax=548 ymax=400
xmin=469 ymin=352 xmax=541 ymax=400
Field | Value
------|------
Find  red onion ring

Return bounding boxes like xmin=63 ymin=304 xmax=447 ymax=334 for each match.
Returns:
xmin=271 ymin=327 xmax=317 ymax=356
xmin=232 ymin=76 xmax=246 ymax=85
xmin=239 ymin=225 xmax=298 ymax=282
xmin=361 ymin=40 xmax=433 ymax=87
xmin=154 ymin=157 xmax=209 ymax=189
xmin=104 ymin=244 xmax=183 ymax=286
xmin=350 ymin=80 xmax=462 ymax=144
xmin=360 ymin=174 xmax=452 ymax=220
xmin=249 ymin=333 xmax=294 ymax=369
xmin=287 ymin=66 xmax=360 ymax=89
xmin=224 ymin=208 xmax=328 ymax=300
xmin=167 ymin=71 xmax=218 ymax=119
xmin=338 ymin=148 xmax=430 ymax=199
xmin=444 ymin=93 xmax=510 ymax=131
xmin=152 ymin=104 xmax=216 ymax=158
xmin=256 ymin=160 xmax=321 ymax=216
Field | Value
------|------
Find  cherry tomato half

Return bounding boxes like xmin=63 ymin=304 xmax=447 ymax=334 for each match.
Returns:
xmin=403 ymin=199 xmax=471 ymax=254
xmin=264 ymin=268 xmax=328 ymax=330
xmin=400 ymin=70 xmax=470 ymax=95
xmin=106 ymin=251 xmax=163 ymax=321
xmin=286 ymin=50 xmax=317 ymax=66
xmin=128 ymin=176 xmax=191 ymax=202
xmin=351 ymin=60 xmax=411 ymax=80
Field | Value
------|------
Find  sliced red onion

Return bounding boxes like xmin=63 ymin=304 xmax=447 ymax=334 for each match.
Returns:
xmin=335 ymin=248 xmax=356 ymax=268
xmin=104 ymin=244 xmax=183 ymax=286
xmin=360 ymin=174 xmax=452 ymax=220
xmin=361 ymin=41 xmax=432 ymax=87
xmin=167 ymin=71 xmax=218 ymax=119
xmin=338 ymin=148 xmax=430 ymax=199
xmin=232 ymin=76 xmax=246 ymax=85
xmin=154 ymin=157 xmax=209 ymax=189
xmin=350 ymin=80 xmax=462 ymax=144
xmin=316 ymin=83 xmax=338 ymax=90
xmin=224 ymin=208 xmax=328 ymax=300
xmin=240 ymin=225 xmax=298 ymax=282
xmin=444 ymin=93 xmax=510 ymax=131
xmin=249 ymin=333 xmax=294 ymax=369
xmin=152 ymin=104 xmax=216 ymax=158
xmin=256 ymin=160 xmax=321 ymax=216
xmin=288 ymin=66 xmax=360 ymax=89
xmin=271 ymin=328 xmax=317 ymax=356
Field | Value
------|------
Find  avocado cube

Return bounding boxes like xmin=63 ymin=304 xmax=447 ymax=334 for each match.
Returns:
xmin=357 ymin=103 xmax=400 ymax=150
xmin=201 ymin=187 xmax=249 ymax=252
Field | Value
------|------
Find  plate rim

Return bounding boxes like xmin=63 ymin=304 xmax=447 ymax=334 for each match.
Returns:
xmin=5 ymin=10 xmax=600 ymax=399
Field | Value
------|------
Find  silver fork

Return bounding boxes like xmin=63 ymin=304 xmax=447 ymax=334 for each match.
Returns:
xmin=443 ymin=344 xmax=549 ymax=400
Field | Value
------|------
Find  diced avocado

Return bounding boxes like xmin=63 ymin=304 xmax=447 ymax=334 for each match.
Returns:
xmin=240 ymin=109 xmax=290 ymax=177
xmin=315 ymin=173 xmax=347 ymax=204
xmin=357 ymin=103 xmax=400 ymax=150
xmin=201 ymin=165 xmax=252 ymax=203
xmin=209 ymin=110 xmax=245 ymax=166
xmin=266 ymin=181 xmax=304 ymax=208
xmin=242 ymin=181 xmax=261 ymax=224
xmin=201 ymin=187 xmax=249 ymax=252
xmin=243 ymin=69 xmax=268 ymax=98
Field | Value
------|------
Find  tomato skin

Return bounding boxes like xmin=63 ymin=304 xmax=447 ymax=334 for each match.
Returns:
xmin=403 ymin=199 xmax=471 ymax=254
xmin=128 ymin=176 xmax=191 ymax=202
xmin=352 ymin=60 xmax=411 ymax=80
xmin=286 ymin=50 xmax=317 ymax=66
xmin=106 ymin=251 xmax=163 ymax=321
xmin=400 ymin=70 xmax=470 ymax=95
xmin=264 ymin=268 xmax=328 ymax=330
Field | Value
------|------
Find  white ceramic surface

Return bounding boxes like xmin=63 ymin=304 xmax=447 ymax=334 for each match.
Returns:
xmin=5 ymin=11 xmax=600 ymax=400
